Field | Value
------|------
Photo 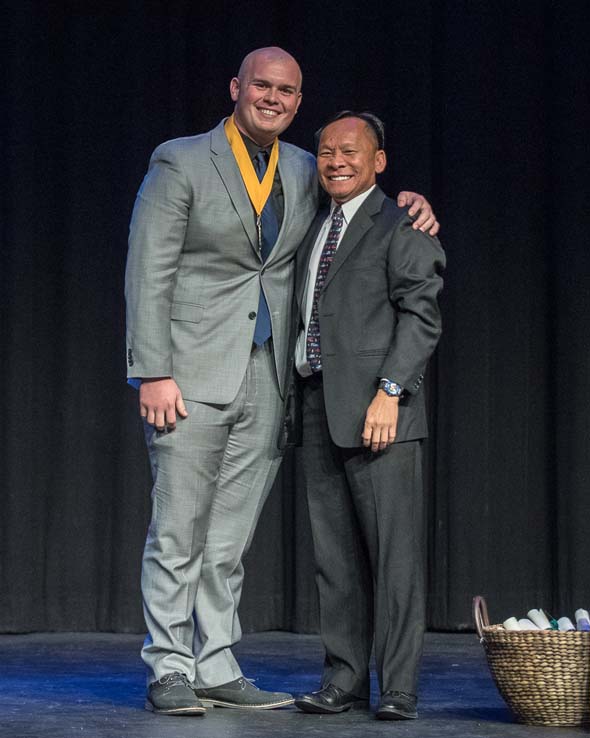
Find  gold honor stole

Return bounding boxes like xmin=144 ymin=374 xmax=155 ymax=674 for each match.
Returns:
xmin=224 ymin=114 xmax=279 ymax=250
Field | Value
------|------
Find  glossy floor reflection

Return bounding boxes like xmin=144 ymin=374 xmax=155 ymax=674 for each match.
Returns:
xmin=0 ymin=631 xmax=588 ymax=737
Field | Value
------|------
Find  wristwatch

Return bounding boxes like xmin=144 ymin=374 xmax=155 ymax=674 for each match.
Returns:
xmin=379 ymin=378 xmax=404 ymax=397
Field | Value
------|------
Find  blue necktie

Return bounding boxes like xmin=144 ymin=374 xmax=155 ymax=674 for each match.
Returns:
xmin=252 ymin=151 xmax=279 ymax=346
xmin=306 ymin=206 xmax=344 ymax=372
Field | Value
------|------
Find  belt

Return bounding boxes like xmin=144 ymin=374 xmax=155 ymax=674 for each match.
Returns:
xmin=299 ymin=370 xmax=323 ymax=384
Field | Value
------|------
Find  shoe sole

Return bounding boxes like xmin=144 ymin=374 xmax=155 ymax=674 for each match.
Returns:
xmin=294 ymin=698 xmax=369 ymax=714
xmin=376 ymin=708 xmax=417 ymax=720
xmin=145 ymin=700 xmax=206 ymax=715
xmin=198 ymin=697 xmax=295 ymax=710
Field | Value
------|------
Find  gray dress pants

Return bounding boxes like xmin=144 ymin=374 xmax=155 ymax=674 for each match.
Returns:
xmin=140 ymin=342 xmax=283 ymax=687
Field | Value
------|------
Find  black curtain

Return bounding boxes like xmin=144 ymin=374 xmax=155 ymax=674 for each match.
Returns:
xmin=2 ymin=0 xmax=589 ymax=634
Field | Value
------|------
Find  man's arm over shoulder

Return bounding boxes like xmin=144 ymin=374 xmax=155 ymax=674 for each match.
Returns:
xmin=378 ymin=206 xmax=446 ymax=393
xmin=125 ymin=141 xmax=192 ymax=379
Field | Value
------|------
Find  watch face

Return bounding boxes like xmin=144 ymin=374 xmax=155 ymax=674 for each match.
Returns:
xmin=380 ymin=380 xmax=402 ymax=396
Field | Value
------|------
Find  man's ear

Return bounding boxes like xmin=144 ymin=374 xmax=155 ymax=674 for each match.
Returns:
xmin=230 ymin=77 xmax=240 ymax=102
xmin=375 ymin=149 xmax=387 ymax=174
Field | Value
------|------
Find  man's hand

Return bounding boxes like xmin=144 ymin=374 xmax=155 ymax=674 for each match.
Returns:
xmin=362 ymin=390 xmax=399 ymax=453
xmin=139 ymin=377 xmax=188 ymax=432
xmin=397 ymin=191 xmax=440 ymax=237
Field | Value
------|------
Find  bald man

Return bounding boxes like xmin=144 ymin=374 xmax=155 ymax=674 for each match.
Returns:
xmin=126 ymin=47 xmax=438 ymax=715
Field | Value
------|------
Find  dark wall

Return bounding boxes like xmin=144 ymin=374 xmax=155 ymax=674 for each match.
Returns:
xmin=2 ymin=0 xmax=589 ymax=633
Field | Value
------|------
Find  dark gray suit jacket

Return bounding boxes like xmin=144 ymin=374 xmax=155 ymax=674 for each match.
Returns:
xmin=295 ymin=186 xmax=445 ymax=448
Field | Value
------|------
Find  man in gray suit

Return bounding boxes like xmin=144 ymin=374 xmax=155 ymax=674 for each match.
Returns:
xmin=126 ymin=48 xmax=438 ymax=716
xmin=293 ymin=112 xmax=445 ymax=721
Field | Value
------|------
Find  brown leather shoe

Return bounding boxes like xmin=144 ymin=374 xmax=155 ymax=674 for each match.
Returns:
xmin=294 ymin=684 xmax=368 ymax=714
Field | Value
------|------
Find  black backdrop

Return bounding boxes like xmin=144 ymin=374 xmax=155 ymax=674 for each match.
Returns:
xmin=2 ymin=0 xmax=589 ymax=634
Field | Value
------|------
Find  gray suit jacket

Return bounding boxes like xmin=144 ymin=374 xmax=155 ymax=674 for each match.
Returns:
xmin=295 ymin=186 xmax=445 ymax=447
xmin=126 ymin=120 xmax=318 ymax=403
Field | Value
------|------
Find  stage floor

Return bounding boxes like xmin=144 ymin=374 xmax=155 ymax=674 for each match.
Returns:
xmin=0 ymin=631 xmax=587 ymax=737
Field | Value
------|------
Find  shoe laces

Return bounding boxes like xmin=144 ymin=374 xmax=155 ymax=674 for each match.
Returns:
xmin=237 ymin=677 xmax=257 ymax=690
xmin=384 ymin=690 xmax=415 ymax=700
xmin=314 ymin=683 xmax=340 ymax=697
xmin=157 ymin=672 xmax=192 ymax=688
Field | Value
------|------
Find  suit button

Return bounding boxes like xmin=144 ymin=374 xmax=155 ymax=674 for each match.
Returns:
xmin=248 ymin=311 xmax=257 ymax=320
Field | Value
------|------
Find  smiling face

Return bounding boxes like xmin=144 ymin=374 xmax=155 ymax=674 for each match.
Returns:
xmin=230 ymin=47 xmax=302 ymax=147
xmin=317 ymin=117 xmax=386 ymax=204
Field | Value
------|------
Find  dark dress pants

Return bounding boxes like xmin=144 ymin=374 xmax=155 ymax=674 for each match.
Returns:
xmin=301 ymin=375 xmax=425 ymax=697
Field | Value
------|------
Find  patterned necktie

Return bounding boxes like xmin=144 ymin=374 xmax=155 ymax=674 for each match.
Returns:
xmin=252 ymin=151 xmax=279 ymax=345
xmin=306 ymin=206 xmax=344 ymax=372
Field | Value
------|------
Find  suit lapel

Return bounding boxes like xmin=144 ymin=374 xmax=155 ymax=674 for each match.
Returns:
xmin=296 ymin=210 xmax=327 ymax=311
xmin=265 ymin=144 xmax=292 ymax=267
xmin=322 ymin=186 xmax=386 ymax=291
xmin=209 ymin=120 xmax=258 ymax=255
xmin=264 ymin=142 xmax=301 ymax=268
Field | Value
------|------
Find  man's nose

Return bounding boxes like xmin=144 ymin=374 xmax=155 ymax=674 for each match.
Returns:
xmin=329 ymin=153 xmax=345 ymax=168
xmin=263 ymin=87 xmax=278 ymax=104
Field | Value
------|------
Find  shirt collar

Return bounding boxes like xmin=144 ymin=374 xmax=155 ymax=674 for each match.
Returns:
xmin=330 ymin=184 xmax=376 ymax=223
xmin=239 ymin=130 xmax=270 ymax=161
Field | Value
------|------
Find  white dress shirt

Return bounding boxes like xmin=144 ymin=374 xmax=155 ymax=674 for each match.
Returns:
xmin=295 ymin=186 xmax=376 ymax=376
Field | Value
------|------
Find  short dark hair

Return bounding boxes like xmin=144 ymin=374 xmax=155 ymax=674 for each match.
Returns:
xmin=314 ymin=110 xmax=385 ymax=151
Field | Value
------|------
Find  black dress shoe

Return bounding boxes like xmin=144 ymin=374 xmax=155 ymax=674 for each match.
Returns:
xmin=294 ymin=684 xmax=368 ymax=714
xmin=376 ymin=691 xmax=418 ymax=720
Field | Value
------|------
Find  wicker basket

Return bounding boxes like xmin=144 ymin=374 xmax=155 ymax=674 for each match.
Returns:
xmin=473 ymin=596 xmax=590 ymax=726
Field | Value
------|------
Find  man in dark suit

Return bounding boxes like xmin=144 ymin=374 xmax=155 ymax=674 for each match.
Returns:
xmin=294 ymin=111 xmax=445 ymax=721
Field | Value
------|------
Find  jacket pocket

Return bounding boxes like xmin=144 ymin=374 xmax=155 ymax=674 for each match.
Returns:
xmin=356 ymin=347 xmax=389 ymax=356
xmin=170 ymin=302 xmax=204 ymax=323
